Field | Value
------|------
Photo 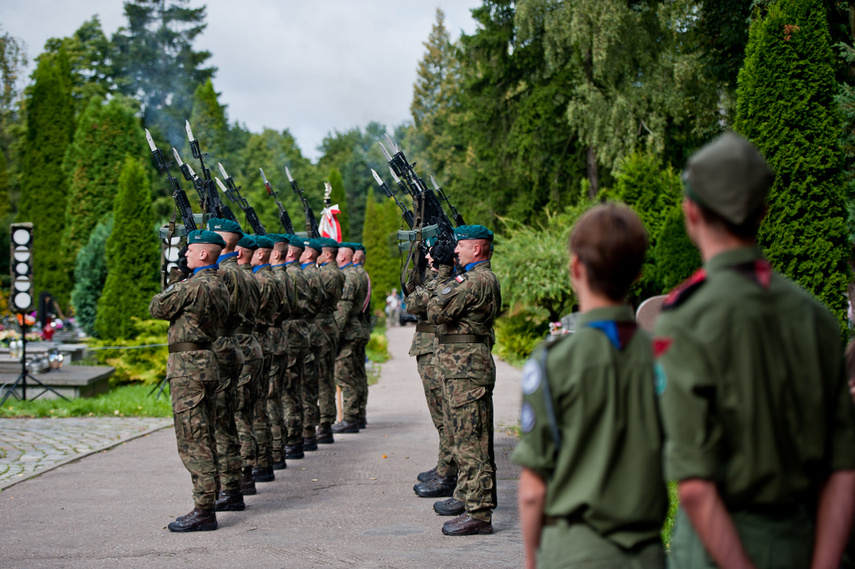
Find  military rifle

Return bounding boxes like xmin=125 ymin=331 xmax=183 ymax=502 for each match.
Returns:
xmin=260 ymin=168 xmax=295 ymax=234
xmin=183 ymin=120 xmax=239 ymax=223
xmin=429 ymin=175 xmax=465 ymax=227
xmin=370 ymin=168 xmax=414 ymax=229
xmin=145 ymin=129 xmax=197 ymax=232
xmin=216 ymin=162 xmax=266 ymax=235
xmin=285 ymin=166 xmax=321 ymax=238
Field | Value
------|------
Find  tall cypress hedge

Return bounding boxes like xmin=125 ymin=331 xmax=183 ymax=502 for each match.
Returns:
xmin=734 ymin=0 xmax=850 ymax=326
xmin=71 ymin=214 xmax=113 ymax=337
xmin=95 ymin=156 xmax=159 ymax=340
xmin=362 ymin=189 xmax=404 ymax=312
xmin=17 ymin=50 xmax=76 ymax=310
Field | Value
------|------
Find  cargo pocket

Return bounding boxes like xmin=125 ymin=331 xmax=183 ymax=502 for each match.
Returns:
xmin=170 ymin=375 xmax=205 ymax=414
xmin=449 ymin=382 xmax=487 ymax=409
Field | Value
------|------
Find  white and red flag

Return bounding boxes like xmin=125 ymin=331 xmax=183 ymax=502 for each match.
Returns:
xmin=320 ymin=181 xmax=343 ymax=242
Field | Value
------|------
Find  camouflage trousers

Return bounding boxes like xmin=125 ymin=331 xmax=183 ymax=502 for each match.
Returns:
xmin=284 ymin=340 xmax=308 ymax=445
xmin=443 ymin=377 xmax=496 ymax=523
xmin=316 ymin=318 xmax=339 ymax=427
xmin=235 ymin=353 xmax=262 ymax=469
xmin=301 ymin=324 xmax=321 ymax=438
xmin=168 ymin=351 xmax=220 ymax=510
xmin=418 ymin=353 xmax=456 ymax=477
xmin=213 ymin=360 xmax=243 ymax=492
xmin=267 ymin=352 xmax=289 ymax=463
xmin=334 ymin=340 xmax=363 ymax=422
xmin=253 ymin=352 xmax=273 ymax=468
xmin=354 ymin=337 xmax=369 ymax=421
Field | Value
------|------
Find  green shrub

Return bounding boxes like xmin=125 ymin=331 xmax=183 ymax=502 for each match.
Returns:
xmin=70 ymin=215 xmax=113 ymax=337
xmin=494 ymin=308 xmax=549 ymax=366
xmin=89 ymin=318 xmax=168 ymax=385
xmin=366 ymin=331 xmax=390 ymax=363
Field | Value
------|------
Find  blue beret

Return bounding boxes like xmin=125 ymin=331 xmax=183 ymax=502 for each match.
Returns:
xmin=236 ymin=235 xmax=258 ymax=250
xmin=254 ymin=235 xmax=275 ymax=249
xmin=307 ymin=239 xmax=323 ymax=253
xmin=454 ymin=225 xmax=493 ymax=242
xmin=187 ymin=230 xmax=226 ymax=248
xmin=206 ymin=218 xmax=243 ymax=235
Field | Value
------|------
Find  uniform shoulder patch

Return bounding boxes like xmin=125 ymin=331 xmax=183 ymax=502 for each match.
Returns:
xmin=521 ymin=359 xmax=542 ymax=395
xmin=662 ymin=268 xmax=707 ymax=310
xmin=164 ymin=283 xmax=176 ymax=293
xmin=455 ymin=275 xmax=464 ymax=283
xmin=520 ymin=402 xmax=536 ymax=433
xmin=441 ymin=286 xmax=453 ymax=295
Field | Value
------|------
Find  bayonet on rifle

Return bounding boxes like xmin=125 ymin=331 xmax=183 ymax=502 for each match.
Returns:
xmin=285 ymin=166 xmax=320 ymax=238
xmin=371 ymin=168 xmax=414 ymax=228
xmin=146 ymin=130 xmax=197 ymax=232
xmin=260 ymin=168 xmax=294 ymax=234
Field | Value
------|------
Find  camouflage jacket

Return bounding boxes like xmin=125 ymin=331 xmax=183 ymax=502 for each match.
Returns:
xmin=317 ymin=261 xmax=345 ymax=318
xmin=334 ymin=264 xmax=367 ymax=342
xmin=238 ymin=262 xmax=264 ymax=361
xmin=353 ymin=263 xmax=372 ymax=343
xmin=407 ymin=269 xmax=438 ymax=357
xmin=272 ymin=263 xmax=296 ymax=352
xmin=283 ymin=261 xmax=311 ymax=349
xmin=300 ymin=262 xmax=324 ymax=319
xmin=252 ymin=264 xmax=283 ymax=355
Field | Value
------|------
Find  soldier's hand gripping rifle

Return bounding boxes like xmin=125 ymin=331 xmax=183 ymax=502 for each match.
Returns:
xmin=260 ymin=168 xmax=295 ymax=234
xmin=145 ymin=129 xmax=197 ymax=233
xmin=285 ymin=166 xmax=321 ymax=238
xmin=183 ymin=120 xmax=238 ymax=223
xmin=216 ymin=162 xmax=266 ymax=235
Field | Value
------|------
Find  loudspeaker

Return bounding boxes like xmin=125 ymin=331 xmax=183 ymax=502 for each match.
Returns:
xmin=9 ymin=223 xmax=34 ymax=313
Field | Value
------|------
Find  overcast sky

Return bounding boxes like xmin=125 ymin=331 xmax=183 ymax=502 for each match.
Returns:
xmin=1 ymin=0 xmax=482 ymax=161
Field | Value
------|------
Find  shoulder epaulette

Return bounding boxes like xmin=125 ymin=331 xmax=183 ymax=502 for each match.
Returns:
xmin=662 ymin=268 xmax=707 ymax=310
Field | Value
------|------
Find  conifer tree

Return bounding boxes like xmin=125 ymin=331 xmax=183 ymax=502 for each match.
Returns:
xmin=362 ymin=190 xmax=403 ymax=311
xmin=188 ymin=78 xmax=228 ymax=164
xmin=734 ymin=0 xmax=850 ymax=325
xmin=71 ymin=215 xmax=113 ymax=337
xmin=17 ymin=49 xmax=75 ymax=309
xmin=327 ymin=167 xmax=349 ymax=240
xmin=95 ymin=156 xmax=159 ymax=340
xmin=62 ymin=95 xmax=146 ymax=263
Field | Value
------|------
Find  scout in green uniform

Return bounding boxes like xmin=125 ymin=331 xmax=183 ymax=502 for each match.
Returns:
xmin=511 ymin=205 xmax=666 ymax=568
xmin=299 ymin=239 xmax=325 ymax=450
xmin=206 ymin=218 xmax=249 ymax=512
xmin=149 ymin=230 xmax=229 ymax=532
xmin=332 ymin=243 xmax=369 ymax=433
xmin=282 ymin=234 xmax=312 ymax=459
xmin=351 ymin=244 xmax=372 ymax=428
xmin=406 ymin=241 xmax=458 ymax=501
xmin=250 ymin=235 xmax=281 ymax=482
xmin=315 ymin=237 xmax=345 ymax=443
xmin=267 ymin=234 xmax=293 ymax=470
xmin=233 ymin=234 xmax=265 ymax=495
xmin=412 ymin=225 xmax=502 ymax=536
xmin=654 ymin=132 xmax=855 ymax=569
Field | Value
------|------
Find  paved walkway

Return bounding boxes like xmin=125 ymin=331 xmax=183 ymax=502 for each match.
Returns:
xmin=0 ymin=325 xmax=524 ymax=568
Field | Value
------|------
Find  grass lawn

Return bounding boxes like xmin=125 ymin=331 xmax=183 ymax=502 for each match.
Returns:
xmin=0 ymin=384 xmax=172 ymax=418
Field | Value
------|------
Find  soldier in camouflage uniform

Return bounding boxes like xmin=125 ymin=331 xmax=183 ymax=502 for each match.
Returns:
xmin=149 ymin=230 xmax=230 ymax=532
xmin=332 ymin=243 xmax=369 ymax=433
xmin=406 ymin=242 xmax=457 ymax=499
xmin=205 ymin=219 xmax=248 ymax=513
xmin=250 ymin=235 xmax=281 ymax=482
xmin=269 ymin=234 xmax=295 ymax=468
xmin=282 ymin=235 xmax=312 ymax=459
xmin=410 ymin=225 xmax=501 ymax=536
xmin=233 ymin=234 xmax=264 ymax=496
xmin=315 ymin=237 xmax=345 ymax=443
xmin=299 ymin=240 xmax=325 ymax=450
xmin=352 ymin=244 xmax=371 ymax=428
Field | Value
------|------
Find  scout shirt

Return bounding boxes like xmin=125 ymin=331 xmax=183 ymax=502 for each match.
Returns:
xmin=654 ymin=246 xmax=855 ymax=509
xmin=334 ymin=263 xmax=367 ymax=343
xmin=511 ymin=305 xmax=668 ymax=549
xmin=406 ymin=270 xmax=437 ymax=359
xmin=149 ymin=266 xmax=229 ymax=382
xmin=425 ymin=261 xmax=501 ymax=386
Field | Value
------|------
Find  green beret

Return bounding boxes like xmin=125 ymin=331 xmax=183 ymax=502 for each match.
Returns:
xmin=307 ymin=239 xmax=323 ymax=253
xmin=285 ymin=234 xmax=305 ymax=249
xmin=236 ymin=235 xmax=258 ymax=250
xmin=206 ymin=218 xmax=243 ymax=235
xmin=187 ymin=229 xmax=226 ymax=248
xmin=424 ymin=236 xmax=437 ymax=247
xmin=455 ymin=225 xmax=493 ymax=242
xmin=317 ymin=237 xmax=340 ymax=250
xmin=266 ymin=233 xmax=290 ymax=245
xmin=354 ymin=243 xmax=365 ymax=252
xmin=683 ymin=131 xmax=773 ymax=225
xmin=338 ymin=242 xmax=356 ymax=251
xmin=254 ymin=235 xmax=275 ymax=249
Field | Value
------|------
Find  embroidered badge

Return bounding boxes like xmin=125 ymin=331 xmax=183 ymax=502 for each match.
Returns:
xmin=652 ymin=337 xmax=673 ymax=358
xmin=654 ymin=362 xmax=667 ymax=396
xmin=521 ymin=359 xmax=542 ymax=395
xmin=520 ymin=402 xmax=536 ymax=433
xmin=441 ymin=287 xmax=452 ymax=294
xmin=455 ymin=275 xmax=464 ymax=282
xmin=164 ymin=284 xmax=175 ymax=293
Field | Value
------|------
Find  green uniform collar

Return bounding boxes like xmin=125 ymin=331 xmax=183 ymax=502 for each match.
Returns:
xmin=577 ymin=305 xmax=635 ymax=327
xmin=704 ymin=245 xmax=764 ymax=275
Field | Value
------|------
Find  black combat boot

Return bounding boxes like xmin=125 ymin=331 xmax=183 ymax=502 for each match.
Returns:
xmin=285 ymin=442 xmax=304 ymax=459
xmin=303 ymin=435 xmax=318 ymax=451
xmin=358 ymin=418 xmax=367 ymax=429
xmin=214 ymin=489 xmax=245 ymax=512
xmin=272 ymin=457 xmax=287 ymax=470
xmin=240 ymin=467 xmax=257 ymax=496
xmin=252 ymin=465 xmax=275 ymax=483
xmin=331 ymin=420 xmax=359 ymax=434
xmin=413 ymin=475 xmax=457 ymax=498
xmin=316 ymin=424 xmax=335 ymax=444
xmin=168 ymin=507 xmax=218 ymax=532
xmin=434 ymin=498 xmax=466 ymax=516
xmin=417 ymin=467 xmax=437 ymax=483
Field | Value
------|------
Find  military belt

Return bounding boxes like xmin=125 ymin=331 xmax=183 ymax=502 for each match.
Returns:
xmin=542 ymin=513 xmax=584 ymax=527
xmin=168 ymin=342 xmax=212 ymax=354
xmin=438 ymin=334 xmax=489 ymax=345
xmin=216 ymin=328 xmax=235 ymax=337
xmin=235 ymin=325 xmax=255 ymax=335
xmin=416 ymin=322 xmax=436 ymax=334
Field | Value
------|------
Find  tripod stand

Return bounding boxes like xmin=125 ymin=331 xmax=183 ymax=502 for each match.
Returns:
xmin=0 ymin=323 xmax=68 ymax=406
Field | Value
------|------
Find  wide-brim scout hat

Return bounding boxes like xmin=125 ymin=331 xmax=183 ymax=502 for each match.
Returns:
xmin=682 ymin=131 xmax=774 ymax=225
xmin=206 ymin=218 xmax=243 ymax=235
xmin=187 ymin=229 xmax=226 ymax=248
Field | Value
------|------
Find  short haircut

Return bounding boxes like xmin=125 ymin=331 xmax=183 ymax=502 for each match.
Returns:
xmin=569 ymin=203 xmax=649 ymax=301
xmin=695 ymin=199 xmax=763 ymax=239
